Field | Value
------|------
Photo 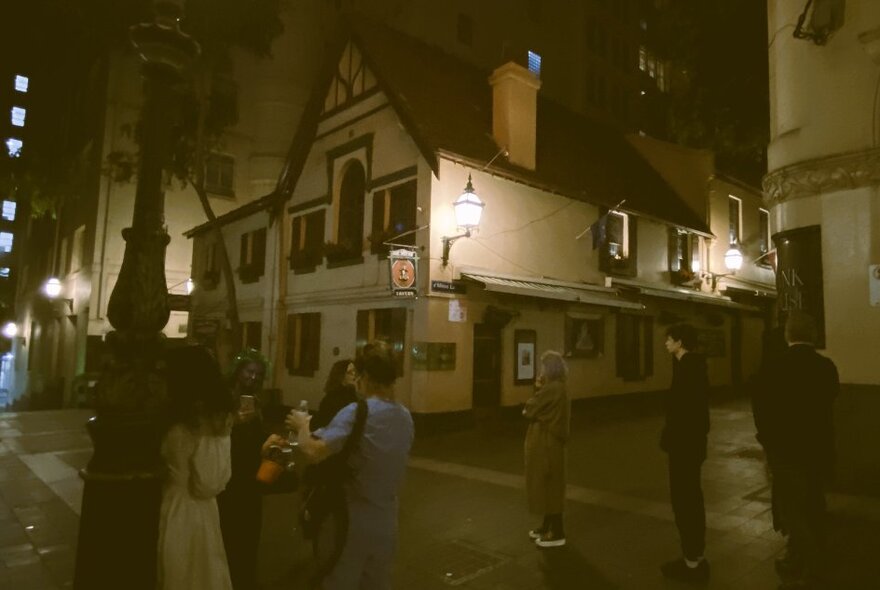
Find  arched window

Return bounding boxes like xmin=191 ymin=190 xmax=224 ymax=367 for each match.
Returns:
xmin=335 ymin=161 xmax=365 ymax=259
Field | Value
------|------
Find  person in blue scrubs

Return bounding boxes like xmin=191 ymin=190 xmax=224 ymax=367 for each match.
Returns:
xmin=287 ymin=341 xmax=414 ymax=589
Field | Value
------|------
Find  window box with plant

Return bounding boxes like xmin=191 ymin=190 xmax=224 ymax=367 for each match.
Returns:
xmin=324 ymin=240 xmax=362 ymax=267
xmin=368 ymin=223 xmax=418 ymax=257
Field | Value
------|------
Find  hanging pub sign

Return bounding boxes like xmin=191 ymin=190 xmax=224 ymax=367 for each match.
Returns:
xmin=389 ymin=248 xmax=418 ymax=298
xmin=773 ymin=225 xmax=825 ymax=347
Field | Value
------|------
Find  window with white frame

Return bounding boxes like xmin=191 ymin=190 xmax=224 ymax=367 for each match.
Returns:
xmin=607 ymin=211 xmax=629 ymax=260
xmin=0 ymin=232 xmax=12 ymax=253
xmin=2 ymin=201 xmax=16 ymax=221
xmin=205 ymin=153 xmax=235 ymax=195
xmin=528 ymin=50 xmax=542 ymax=77
xmin=728 ymin=196 xmax=742 ymax=245
xmin=600 ymin=210 xmax=638 ymax=277
xmin=70 ymin=226 xmax=86 ymax=272
xmin=14 ymin=75 xmax=28 ymax=93
xmin=10 ymin=107 xmax=25 ymax=127
xmin=332 ymin=160 xmax=366 ymax=262
xmin=759 ymin=208 xmax=770 ymax=255
xmin=239 ymin=227 xmax=267 ymax=283
xmin=668 ymin=229 xmax=700 ymax=275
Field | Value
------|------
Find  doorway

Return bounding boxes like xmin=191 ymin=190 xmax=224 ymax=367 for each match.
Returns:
xmin=472 ymin=323 xmax=501 ymax=408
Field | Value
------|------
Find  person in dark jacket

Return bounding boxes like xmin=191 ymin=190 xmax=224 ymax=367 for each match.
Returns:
xmin=660 ymin=323 xmax=711 ymax=584
xmin=755 ymin=311 xmax=838 ymax=589
xmin=218 ymin=349 xmax=269 ymax=590
xmin=312 ymin=359 xmax=359 ymax=430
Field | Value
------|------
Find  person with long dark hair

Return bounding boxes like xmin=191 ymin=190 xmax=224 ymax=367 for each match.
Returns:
xmin=286 ymin=341 xmax=414 ymax=589
xmin=218 ymin=348 xmax=271 ymax=590
xmin=312 ymin=359 xmax=358 ymax=430
xmin=157 ymin=345 xmax=236 ymax=590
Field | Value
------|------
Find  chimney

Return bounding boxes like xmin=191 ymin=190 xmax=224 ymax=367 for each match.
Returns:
xmin=489 ymin=61 xmax=541 ymax=170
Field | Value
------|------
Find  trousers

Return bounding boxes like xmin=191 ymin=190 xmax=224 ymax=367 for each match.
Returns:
xmin=668 ymin=453 xmax=706 ymax=560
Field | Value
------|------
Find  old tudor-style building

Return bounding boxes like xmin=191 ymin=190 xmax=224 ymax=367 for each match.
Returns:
xmin=186 ymin=21 xmax=775 ymax=416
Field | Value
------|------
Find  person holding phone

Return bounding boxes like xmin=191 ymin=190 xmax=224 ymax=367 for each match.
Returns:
xmin=218 ymin=348 xmax=269 ymax=590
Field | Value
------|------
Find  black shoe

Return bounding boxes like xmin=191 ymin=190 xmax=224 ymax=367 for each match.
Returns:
xmin=660 ymin=558 xmax=710 ymax=584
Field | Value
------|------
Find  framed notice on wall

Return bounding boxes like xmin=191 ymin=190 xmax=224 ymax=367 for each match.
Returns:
xmin=514 ymin=329 xmax=537 ymax=385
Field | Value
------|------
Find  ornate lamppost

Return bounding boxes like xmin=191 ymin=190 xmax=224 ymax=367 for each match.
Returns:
xmin=73 ymin=2 xmax=199 ymax=587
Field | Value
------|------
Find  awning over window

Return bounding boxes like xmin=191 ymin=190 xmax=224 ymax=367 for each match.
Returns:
xmin=611 ymin=278 xmax=759 ymax=311
xmin=460 ymin=271 xmax=644 ymax=310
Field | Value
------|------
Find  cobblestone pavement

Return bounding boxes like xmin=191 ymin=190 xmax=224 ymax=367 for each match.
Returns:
xmin=2 ymin=398 xmax=879 ymax=589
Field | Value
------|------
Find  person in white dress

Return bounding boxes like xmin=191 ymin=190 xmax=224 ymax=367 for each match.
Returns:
xmin=157 ymin=345 xmax=237 ymax=590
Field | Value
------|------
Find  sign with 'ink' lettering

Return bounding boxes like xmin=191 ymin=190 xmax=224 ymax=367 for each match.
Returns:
xmin=773 ymin=225 xmax=825 ymax=347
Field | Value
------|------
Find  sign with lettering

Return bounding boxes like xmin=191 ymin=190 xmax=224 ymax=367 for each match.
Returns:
xmin=389 ymin=249 xmax=418 ymax=298
xmin=430 ymin=280 xmax=467 ymax=294
xmin=774 ymin=225 xmax=825 ymax=347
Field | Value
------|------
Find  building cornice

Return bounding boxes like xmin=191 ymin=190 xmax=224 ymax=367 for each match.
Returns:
xmin=763 ymin=147 xmax=880 ymax=206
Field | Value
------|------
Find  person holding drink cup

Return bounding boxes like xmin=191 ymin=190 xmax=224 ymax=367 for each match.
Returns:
xmin=218 ymin=348 xmax=271 ymax=590
xmin=286 ymin=341 xmax=413 ymax=589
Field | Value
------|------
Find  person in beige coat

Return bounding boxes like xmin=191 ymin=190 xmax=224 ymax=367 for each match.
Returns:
xmin=523 ymin=350 xmax=571 ymax=548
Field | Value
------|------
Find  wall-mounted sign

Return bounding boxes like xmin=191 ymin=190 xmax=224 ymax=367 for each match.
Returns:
xmin=431 ymin=280 xmax=467 ymax=294
xmin=448 ymin=299 xmax=467 ymax=322
xmin=774 ymin=225 xmax=825 ymax=347
xmin=389 ymin=249 xmax=418 ymax=298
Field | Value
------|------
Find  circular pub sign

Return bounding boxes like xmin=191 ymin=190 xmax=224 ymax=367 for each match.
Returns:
xmin=389 ymin=249 xmax=418 ymax=297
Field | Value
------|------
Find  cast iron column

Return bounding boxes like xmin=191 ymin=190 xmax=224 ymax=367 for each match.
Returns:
xmin=73 ymin=2 xmax=198 ymax=588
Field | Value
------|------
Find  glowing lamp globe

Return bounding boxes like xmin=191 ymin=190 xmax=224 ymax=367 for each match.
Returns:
xmin=1 ymin=322 xmax=17 ymax=339
xmin=43 ymin=278 xmax=63 ymax=298
xmin=453 ymin=175 xmax=484 ymax=231
xmin=724 ymin=246 xmax=743 ymax=272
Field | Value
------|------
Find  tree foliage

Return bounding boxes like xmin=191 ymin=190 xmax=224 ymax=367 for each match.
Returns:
xmin=3 ymin=0 xmax=285 ymax=215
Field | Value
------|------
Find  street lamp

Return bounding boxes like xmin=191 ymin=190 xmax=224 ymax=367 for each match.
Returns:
xmin=42 ymin=277 xmax=73 ymax=313
xmin=441 ymin=174 xmax=484 ymax=266
xmin=1 ymin=322 xmax=17 ymax=339
xmin=73 ymin=2 xmax=199 ymax=588
xmin=705 ymin=243 xmax=744 ymax=291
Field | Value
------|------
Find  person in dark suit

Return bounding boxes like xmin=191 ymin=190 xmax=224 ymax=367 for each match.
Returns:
xmin=754 ymin=311 xmax=838 ymax=589
xmin=660 ymin=323 xmax=711 ymax=584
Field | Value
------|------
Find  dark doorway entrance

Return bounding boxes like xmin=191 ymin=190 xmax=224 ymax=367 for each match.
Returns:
xmin=472 ymin=323 xmax=501 ymax=408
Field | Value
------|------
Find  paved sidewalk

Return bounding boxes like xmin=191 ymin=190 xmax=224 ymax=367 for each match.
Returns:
xmin=2 ymin=398 xmax=879 ymax=589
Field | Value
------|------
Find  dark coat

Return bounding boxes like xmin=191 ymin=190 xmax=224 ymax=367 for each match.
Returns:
xmin=523 ymin=381 xmax=570 ymax=515
xmin=754 ymin=344 xmax=838 ymax=477
xmin=660 ymin=352 xmax=710 ymax=460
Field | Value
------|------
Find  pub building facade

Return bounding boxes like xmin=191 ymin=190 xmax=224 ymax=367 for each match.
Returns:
xmin=187 ymin=21 xmax=775 ymax=417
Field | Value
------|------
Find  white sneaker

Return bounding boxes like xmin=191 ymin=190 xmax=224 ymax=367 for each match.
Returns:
xmin=535 ymin=534 xmax=566 ymax=548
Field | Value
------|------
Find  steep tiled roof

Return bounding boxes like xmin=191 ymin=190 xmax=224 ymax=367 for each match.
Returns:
xmin=349 ymin=19 xmax=711 ymax=234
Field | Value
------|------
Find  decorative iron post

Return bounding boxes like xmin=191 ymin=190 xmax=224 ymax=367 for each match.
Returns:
xmin=73 ymin=2 xmax=199 ymax=588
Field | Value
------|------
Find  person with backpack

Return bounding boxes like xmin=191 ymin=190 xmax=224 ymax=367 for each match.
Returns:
xmin=287 ymin=341 xmax=414 ymax=589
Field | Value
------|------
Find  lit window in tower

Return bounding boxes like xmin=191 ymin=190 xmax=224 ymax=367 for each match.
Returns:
xmin=0 ymin=268 xmax=9 ymax=278
xmin=10 ymin=107 xmax=25 ymax=127
xmin=0 ymin=232 xmax=13 ymax=253
xmin=2 ymin=201 xmax=15 ymax=221
xmin=5 ymin=138 xmax=22 ymax=158
xmin=528 ymin=50 xmax=542 ymax=77
xmin=14 ymin=75 xmax=28 ymax=93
